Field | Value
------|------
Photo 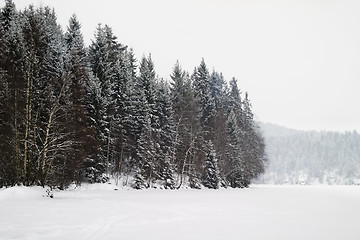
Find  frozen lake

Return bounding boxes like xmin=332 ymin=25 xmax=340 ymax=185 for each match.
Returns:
xmin=1 ymin=184 xmax=360 ymax=240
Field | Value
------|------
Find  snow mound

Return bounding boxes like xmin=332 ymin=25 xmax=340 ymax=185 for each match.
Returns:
xmin=0 ymin=186 xmax=47 ymax=200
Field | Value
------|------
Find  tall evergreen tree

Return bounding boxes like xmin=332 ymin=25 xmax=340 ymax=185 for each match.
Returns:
xmin=223 ymin=78 xmax=246 ymax=187
xmin=224 ymin=109 xmax=245 ymax=188
xmin=87 ymin=24 xmax=127 ymax=182
xmin=202 ymin=140 xmax=220 ymax=189
xmin=240 ymin=92 xmax=266 ymax=184
xmin=0 ymin=0 xmax=22 ymax=186
xmin=190 ymin=59 xmax=218 ymax=187
xmin=85 ymin=75 xmax=108 ymax=182
xmin=63 ymin=15 xmax=97 ymax=186
xmin=192 ymin=59 xmax=216 ymax=139
xmin=130 ymin=54 xmax=160 ymax=187
xmin=154 ymin=79 xmax=176 ymax=188
xmin=139 ymin=54 xmax=156 ymax=106
xmin=170 ymin=61 xmax=201 ymax=188
xmin=209 ymin=71 xmax=228 ymax=175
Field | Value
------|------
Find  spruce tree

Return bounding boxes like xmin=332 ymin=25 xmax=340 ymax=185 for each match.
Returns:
xmin=133 ymin=54 xmax=160 ymax=186
xmin=192 ymin=59 xmax=216 ymax=139
xmin=88 ymin=24 xmax=126 ymax=182
xmin=203 ymin=141 xmax=220 ymax=189
xmin=240 ymin=92 xmax=266 ymax=184
xmin=154 ymin=79 xmax=176 ymax=188
xmin=125 ymin=64 xmax=152 ymax=186
xmin=225 ymin=109 xmax=244 ymax=188
xmin=209 ymin=71 xmax=228 ymax=178
xmin=170 ymin=61 xmax=201 ymax=188
xmin=0 ymin=0 xmax=22 ymax=186
xmin=63 ymin=15 xmax=97 ymax=186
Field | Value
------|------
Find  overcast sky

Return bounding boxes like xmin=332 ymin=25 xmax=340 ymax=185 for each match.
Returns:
xmin=5 ymin=0 xmax=360 ymax=132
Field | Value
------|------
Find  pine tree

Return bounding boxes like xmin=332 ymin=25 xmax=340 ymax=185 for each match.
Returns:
xmin=170 ymin=61 xmax=187 ymax=119
xmin=136 ymin=113 xmax=155 ymax=188
xmin=84 ymin=75 xmax=108 ymax=183
xmin=123 ymin=61 xmax=154 ymax=186
xmin=209 ymin=71 xmax=228 ymax=179
xmin=111 ymin=50 xmax=132 ymax=182
xmin=170 ymin=61 xmax=201 ymax=188
xmin=130 ymin=54 xmax=160 ymax=186
xmin=240 ymin=92 xmax=266 ymax=184
xmin=189 ymin=59 xmax=218 ymax=188
xmin=224 ymin=109 xmax=243 ymax=187
xmin=117 ymin=49 xmax=138 ymax=183
xmin=154 ymin=79 xmax=176 ymax=188
xmin=192 ymin=59 xmax=216 ymax=140
xmin=203 ymin=141 xmax=220 ymax=189
xmin=139 ymin=54 xmax=156 ymax=106
xmin=62 ymin=14 xmax=97 ymax=186
xmin=0 ymin=0 xmax=22 ymax=186
xmin=132 ymin=165 xmax=146 ymax=189
xmin=87 ymin=24 xmax=125 ymax=182
xmin=209 ymin=71 xmax=226 ymax=108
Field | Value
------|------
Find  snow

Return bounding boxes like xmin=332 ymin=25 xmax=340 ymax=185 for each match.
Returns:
xmin=1 ymin=184 xmax=360 ymax=240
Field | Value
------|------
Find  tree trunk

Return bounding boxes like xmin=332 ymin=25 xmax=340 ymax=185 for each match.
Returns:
xmin=23 ymin=69 xmax=33 ymax=184
xmin=14 ymin=89 xmax=20 ymax=182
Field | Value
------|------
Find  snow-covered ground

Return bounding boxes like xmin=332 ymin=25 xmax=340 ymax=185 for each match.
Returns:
xmin=1 ymin=184 xmax=360 ymax=240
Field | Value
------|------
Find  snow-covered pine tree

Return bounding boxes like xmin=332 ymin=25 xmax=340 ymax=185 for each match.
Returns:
xmin=170 ymin=61 xmax=187 ymax=118
xmin=0 ymin=0 xmax=23 ymax=186
xmin=123 ymin=58 xmax=154 ymax=186
xmin=0 ymin=0 xmax=16 ymax=31
xmin=110 ymin=49 xmax=133 ymax=182
xmin=190 ymin=59 xmax=217 ymax=188
xmin=139 ymin=54 xmax=156 ymax=107
xmin=136 ymin=114 xmax=156 ymax=188
xmin=84 ymin=75 xmax=108 ymax=183
xmin=132 ymin=54 xmax=161 ymax=186
xmin=116 ymin=48 xmax=139 ymax=183
xmin=226 ymin=78 xmax=242 ymax=117
xmin=224 ymin=109 xmax=245 ymax=188
xmin=209 ymin=71 xmax=226 ymax=109
xmin=192 ymin=59 xmax=216 ymax=140
xmin=154 ymin=79 xmax=176 ymax=189
xmin=132 ymin=164 xmax=146 ymax=189
xmin=63 ymin=14 xmax=97 ymax=186
xmin=224 ymin=78 xmax=245 ymax=187
xmin=239 ymin=92 xmax=266 ymax=184
xmin=88 ymin=24 xmax=125 ymax=182
xmin=202 ymin=140 xmax=220 ymax=189
xmin=170 ymin=61 xmax=201 ymax=188
xmin=209 ymin=71 xmax=228 ymax=180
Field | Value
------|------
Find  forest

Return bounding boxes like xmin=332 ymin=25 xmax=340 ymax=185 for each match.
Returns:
xmin=261 ymin=123 xmax=360 ymax=185
xmin=0 ymin=0 xmax=267 ymax=189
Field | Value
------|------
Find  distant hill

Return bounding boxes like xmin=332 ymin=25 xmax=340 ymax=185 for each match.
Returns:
xmin=258 ymin=123 xmax=360 ymax=185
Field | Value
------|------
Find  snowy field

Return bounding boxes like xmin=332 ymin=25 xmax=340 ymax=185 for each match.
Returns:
xmin=1 ymin=184 xmax=360 ymax=240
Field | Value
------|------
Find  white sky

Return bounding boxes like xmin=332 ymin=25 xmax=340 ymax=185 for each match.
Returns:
xmin=5 ymin=0 xmax=360 ymax=132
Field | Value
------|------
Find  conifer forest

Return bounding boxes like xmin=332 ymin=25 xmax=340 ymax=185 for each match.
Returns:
xmin=0 ymin=1 xmax=267 ymax=189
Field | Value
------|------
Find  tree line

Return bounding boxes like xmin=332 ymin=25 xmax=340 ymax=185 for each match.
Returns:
xmin=0 ymin=1 xmax=267 ymax=189
xmin=260 ymin=123 xmax=360 ymax=185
